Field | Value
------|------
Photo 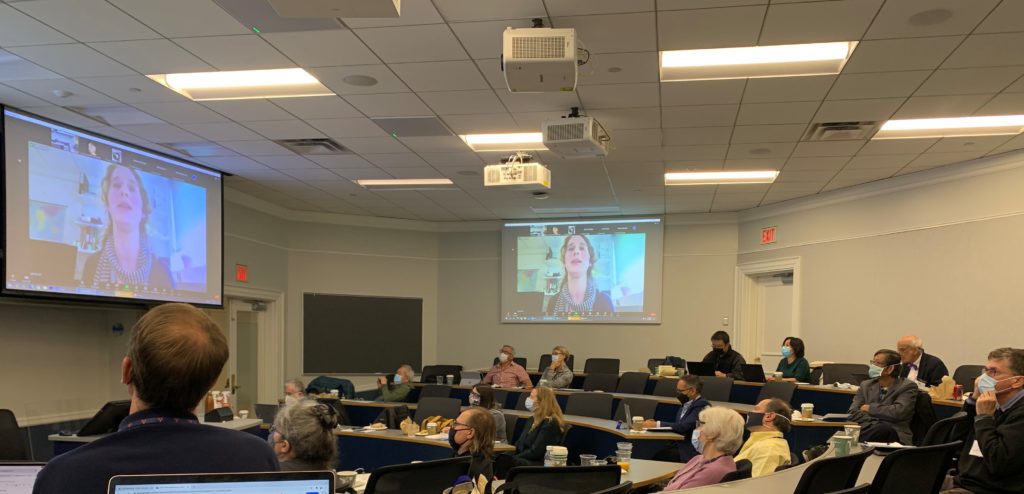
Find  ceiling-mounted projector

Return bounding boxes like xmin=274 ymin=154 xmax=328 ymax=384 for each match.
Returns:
xmin=484 ymin=153 xmax=551 ymax=190
xmin=542 ymin=115 xmax=611 ymax=158
xmin=502 ymin=26 xmax=578 ymax=93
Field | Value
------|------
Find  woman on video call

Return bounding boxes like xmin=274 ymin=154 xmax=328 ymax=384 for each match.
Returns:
xmin=545 ymin=234 xmax=613 ymax=315
xmin=83 ymin=164 xmax=173 ymax=290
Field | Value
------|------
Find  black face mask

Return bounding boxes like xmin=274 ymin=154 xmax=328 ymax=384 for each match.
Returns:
xmin=677 ymin=393 xmax=690 ymax=405
xmin=713 ymin=347 xmax=725 ymax=355
xmin=448 ymin=427 xmax=460 ymax=450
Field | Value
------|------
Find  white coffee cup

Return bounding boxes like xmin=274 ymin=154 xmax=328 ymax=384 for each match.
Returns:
xmin=800 ymin=403 xmax=814 ymax=419
xmin=336 ymin=470 xmax=359 ymax=489
xmin=238 ymin=410 xmax=249 ymax=420
xmin=427 ymin=422 xmax=438 ymax=434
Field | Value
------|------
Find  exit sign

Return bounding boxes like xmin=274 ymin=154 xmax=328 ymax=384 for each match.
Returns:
xmin=235 ymin=264 xmax=249 ymax=283
xmin=761 ymin=226 xmax=777 ymax=244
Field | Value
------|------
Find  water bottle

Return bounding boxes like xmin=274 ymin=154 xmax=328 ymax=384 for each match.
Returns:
xmin=551 ymin=446 xmax=568 ymax=466
xmin=543 ymin=445 xmax=555 ymax=466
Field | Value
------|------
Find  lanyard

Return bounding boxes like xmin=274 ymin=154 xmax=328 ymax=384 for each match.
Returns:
xmin=121 ymin=415 xmax=199 ymax=431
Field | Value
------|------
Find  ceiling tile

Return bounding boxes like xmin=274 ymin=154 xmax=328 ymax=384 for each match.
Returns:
xmin=844 ymin=154 xmax=916 ymax=170
xmin=441 ymin=113 xmax=520 ymax=134
xmin=76 ymin=75 xmax=188 ymax=104
xmin=841 ymin=36 xmax=964 ymax=73
xmin=11 ymin=0 xmax=160 ymax=42
xmin=975 ymin=0 xmax=1024 ymax=34
xmin=658 ymin=5 xmax=765 ymax=50
xmin=89 ymin=39 xmax=215 ymax=74
xmin=791 ymin=141 xmax=866 ymax=157
xmin=829 ymin=167 xmax=896 ymax=182
xmin=262 ymin=29 xmax=380 ymax=67
xmin=577 ymin=52 xmax=659 ymax=86
xmin=742 ymin=75 xmax=835 ymax=103
xmin=220 ymin=140 xmax=294 ymax=156
xmin=587 ymin=107 xmax=661 ymax=130
xmin=450 ymin=19 xmax=535 ymax=60
xmin=892 ymin=94 xmax=992 ymax=119
xmin=420 ymin=152 xmax=484 ymax=168
xmin=608 ymin=129 xmax=662 ymax=148
xmin=943 ymin=33 xmax=1024 ymax=68
xmin=578 ymin=83 xmax=659 ymax=109
xmin=662 ymin=104 xmax=738 ymax=128
xmin=419 ymin=90 xmax=506 ymax=115
xmin=662 ymin=127 xmax=732 ymax=146
xmin=662 ymin=144 xmax=727 ymax=160
xmin=731 ymin=124 xmax=807 ymax=143
xmin=109 ymin=0 xmax=250 ymax=37
xmin=864 ymin=0 xmax=999 ymax=39
xmin=179 ymin=121 xmax=263 ymax=141
xmin=390 ymin=60 xmax=489 ymax=91
xmin=174 ymin=35 xmax=295 ymax=70
xmin=308 ymin=154 xmax=373 ymax=169
xmin=339 ymin=136 xmax=410 ymax=154
xmin=252 ymin=155 xmax=318 ymax=169
xmin=727 ymin=142 xmax=796 ymax=159
xmin=307 ymin=117 xmax=391 ymax=138
xmin=545 ymin=0 xmax=654 ymax=16
xmin=658 ymin=0 xmax=766 ymax=10
xmin=308 ymin=64 xmax=409 ymax=95
xmin=364 ymin=153 xmax=429 ymax=167
xmin=510 ymin=111 xmax=565 ymax=130
xmin=858 ymin=138 xmax=938 ymax=156
xmin=0 ymin=84 xmax=51 ymax=107
xmin=782 ymin=156 xmax=851 ymax=171
xmin=200 ymin=156 xmax=269 ymax=173
xmin=269 ymin=96 xmax=362 ymax=119
xmin=723 ymin=157 xmax=785 ymax=170
xmin=976 ymin=92 xmax=1024 ymax=115
xmin=116 ymin=123 xmax=203 ymax=143
xmin=202 ymin=99 xmax=295 ymax=121
xmin=775 ymin=169 xmax=836 ymax=183
xmin=280 ymin=168 xmax=343 ymax=181
xmin=474 ymin=58 xmax=508 ymax=90
xmin=132 ymin=101 xmax=228 ymax=124
xmin=760 ymin=0 xmax=881 ymax=44
xmin=826 ymin=71 xmax=931 ymax=101
xmin=4 ymin=78 xmax=117 ymax=106
xmin=926 ymin=135 xmax=1013 ymax=154
xmin=0 ymin=4 xmax=73 ymax=47
xmin=814 ymin=98 xmax=904 ymax=122
xmin=0 ymin=51 xmax=61 ymax=81
xmin=903 ymin=151 xmax=987 ymax=170
xmin=915 ymin=67 xmax=1024 ymax=97
xmin=432 ymin=0 xmax=546 ymax=22
xmin=341 ymin=0 xmax=444 ymax=28
xmin=343 ymin=93 xmax=433 ymax=117
xmin=737 ymin=102 xmax=819 ymax=125
xmin=7 ymin=44 xmax=134 ymax=77
xmin=398 ymin=136 xmax=466 ymax=153
xmin=496 ymin=91 xmax=581 ymax=112
xmin=20 ymin=105 xmax=111 ymax=129
xmin=552 ymin=12 xmax=656 ymax=54
xmin=354 ymin=24 xmax=468 ymax=63
xmin=659 ymin=80 xmax=743 ymax=108
xmin=243 ymin=119 xmax=325 ymax=140
xmin=332 ymin=167 xmax=394 ymax=180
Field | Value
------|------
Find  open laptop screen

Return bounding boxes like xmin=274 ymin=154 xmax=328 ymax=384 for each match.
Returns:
xmin=0 ymin=463 xmax=45 ymax=494
xmin=108 ymin=471 xmax=334 ymax=494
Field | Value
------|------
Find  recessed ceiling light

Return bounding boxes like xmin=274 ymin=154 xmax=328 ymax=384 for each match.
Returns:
xmin=342 ymin=74 xmax=379 ymax=86
xmin=660 ymin=41 xmax=857 ymax=82
xmin=908 ymin=9 xmax=953 ymax=26
xmin=354 ymin=178 xmax=456 ymax=190
xmin=873 ymin=115 xmax=1024 ymax=139
xmin=459 ymin=132 xmax=546 ymax=152
xmin=147 ymin=68 xmax=333 ymax=101
xmin=665 ymin=170 xmax=779 ymax=185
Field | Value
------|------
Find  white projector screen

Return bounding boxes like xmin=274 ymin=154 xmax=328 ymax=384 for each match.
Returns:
xmin=501 ymin=217 xmax=663 ymax=323
xmin=2 ymin=107 xmax=223 ymax=306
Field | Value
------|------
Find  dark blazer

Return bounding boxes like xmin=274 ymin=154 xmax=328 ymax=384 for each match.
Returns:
xmin=849 ymin=377 xmax=919 ymax=444
xmin=512 ymin=417 xmax=563 ymax=466
xmin=956 ymin=395 xmax=1024 ymax=494
xmin=663 ymin=396 xmax=710 ymax=462
xmin=898 ymin=352 xmax=949 ymax=387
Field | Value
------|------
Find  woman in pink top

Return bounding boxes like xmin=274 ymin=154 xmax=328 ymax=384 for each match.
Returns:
xmin=663 ymin=407 xmax=745 ymax=491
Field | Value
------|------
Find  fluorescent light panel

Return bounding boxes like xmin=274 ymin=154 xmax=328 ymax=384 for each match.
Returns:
xmin=873 ymin=115 xmax=1024 ymax=139
xmin=354 ymin=178 xmax=455 ymax=190
xmin=665 ymin=170 xmax=779 ymax=185
xmin=459 ymin=132 xmax=546 ymax=152
xmin=660 ymin=41 xmax=856 ymax=82
xmin=148 ymin=68 xmax=333 ymax=101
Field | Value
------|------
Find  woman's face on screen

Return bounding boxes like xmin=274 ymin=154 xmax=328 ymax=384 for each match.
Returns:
xmin=563 ymin=235 xmax=591 ymax=276
xmin=107 ymin=166 xmax=144 ymax=228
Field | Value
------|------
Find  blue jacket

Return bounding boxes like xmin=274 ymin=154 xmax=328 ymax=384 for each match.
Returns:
xmin=663 ymin=396 xmax=710 ymax=461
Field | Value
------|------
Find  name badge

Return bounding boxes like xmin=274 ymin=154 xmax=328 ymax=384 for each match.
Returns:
xmin=969 ymin=440 xmax=984 ymax=458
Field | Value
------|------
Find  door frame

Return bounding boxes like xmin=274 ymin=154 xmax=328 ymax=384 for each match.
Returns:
xmin=734 ymin=257 xmax=801 ymax=363
xmin=225 ymin=285 xmax=285 ymax=406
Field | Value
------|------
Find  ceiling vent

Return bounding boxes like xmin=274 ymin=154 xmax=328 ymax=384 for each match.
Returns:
xmin=804 ymin=121 xmax=879 ymax=141
xmin=273 ymin=138 xmax=351 ymax=155
xmin=371 ymin=117 xmax=453 ymax=137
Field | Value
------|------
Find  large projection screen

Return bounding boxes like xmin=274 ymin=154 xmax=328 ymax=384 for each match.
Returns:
xmin=2 ymin=106 xmax=223 ymax=306
xmin=501 ymin=217 xmax=663 ymax=324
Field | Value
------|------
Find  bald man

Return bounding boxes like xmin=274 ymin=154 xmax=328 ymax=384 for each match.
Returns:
xmin=896 ymin=335 xmax=949 ymax=387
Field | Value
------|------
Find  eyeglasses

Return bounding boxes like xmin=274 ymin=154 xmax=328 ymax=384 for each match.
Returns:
xmin=983 ymin=367 xmax=1001 ymax=377
xmin=452 ymin=421 xmax=473 ymax=432
xmin=268 ymin=425 xmax=286 ymax=443
xmin=868 ymin=361 xmax=887 ymax=367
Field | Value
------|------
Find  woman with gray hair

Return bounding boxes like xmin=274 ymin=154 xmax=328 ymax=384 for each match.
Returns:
xmin=269 ymin=400 xmax=339 ymax=471
xmin=662 ymin=407 xmax=744 ymax=490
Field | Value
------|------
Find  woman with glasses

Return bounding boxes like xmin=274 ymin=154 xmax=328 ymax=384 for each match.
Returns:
xmin=449 ymin=407 xmax=497 ymax=484
xmin=469 ymin=384 xmax=507 ymax=443
xmin=539 ymin=346 xmax=573 ymax=388
xmin=662 ymin=407 xmax=744 ymax=490
xmin=269 ymin=400 xmax=339 ymax=471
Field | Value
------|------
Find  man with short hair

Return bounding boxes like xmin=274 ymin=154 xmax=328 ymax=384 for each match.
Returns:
xmin=377 ymin=364 xmax=415 ymax=402
xmin=896 ymin=335 xmax=949 ymax=387
xmin=701 ymin=331 xmax=746 ymax=379
xmin=848 ymin=349 xmax=918 ymax=444
xmin=735 ymin=398 xmax=793 ymax=477
xmin=283 ymin=378 xmax=305 ymax=405
xmin=481 ymin=344 xmax=532 ymax=388
xmin=642 ymin=375 xmax=709 ymax=462
xmin=33 ymin=303 xmax=278 ymax=494
xmin=942 ymin=347 xmax=1024 ymax=494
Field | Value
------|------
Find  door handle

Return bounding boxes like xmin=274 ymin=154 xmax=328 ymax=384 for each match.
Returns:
xmin=230 ymin=373 xmax=240 ymax=394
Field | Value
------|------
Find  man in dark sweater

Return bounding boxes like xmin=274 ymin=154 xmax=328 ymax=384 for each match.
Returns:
xmin=34 ymin=303 xmax=278 ymax=494
xmin=701 ymin=330 xmax=746 ymax=380
xmin=943 ymin=347 xmax=1024 ymax=494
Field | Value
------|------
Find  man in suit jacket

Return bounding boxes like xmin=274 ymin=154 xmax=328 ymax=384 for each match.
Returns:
xmin=849 ymin=349 xmax=919 ymax=444
xmin=643 ymin=375 xmax=709 ymax=462
xmin=897 ymin=335 xmax=950 ymax=387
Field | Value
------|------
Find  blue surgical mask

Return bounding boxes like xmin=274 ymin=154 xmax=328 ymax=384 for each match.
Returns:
xmin=393 ymin=374 xmax=403 ymax=385
xmin=525 ymin=397 xmax=535 ymax=411
xmin=868 ymin=364 xmax=884 ymax=379
xmin=469 ymin=394 xmax=481 ymax=406
xmin=781 ymin=346 xmax=792 ymax=358
xmin=691 ymin=428 xmax=704 ymax=453
xmin=977 ymin=374 xmax=1020 ymax=395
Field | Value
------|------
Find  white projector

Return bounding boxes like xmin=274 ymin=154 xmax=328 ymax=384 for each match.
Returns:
xmin=484 ymin=162 xmax=551 ymax=190
xmin=542 ymin=116 xmax=611 ymax=158
xmin=502 ymin=27 xmax=577 ymax=92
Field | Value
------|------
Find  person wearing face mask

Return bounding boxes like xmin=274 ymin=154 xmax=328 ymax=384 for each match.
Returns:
xmin=662 ymin=407 xmax=744 ymax=490
xmin=495 ymin=386 xmax=564 ymax=476
xmin=940 ymin=347 xmax=1024 ymax=494
xmin=848 ymin=349 xmax=918 ymax=444
xmin=735 ymin=398 xmax=793 ymax=477
xmin=770 ymin=336 xmax=811 ymax=383
xmin=701 ymin=331 xmax=746 ymax=379
xmin=469 ymin=385 xmax=507 ymax=443
xmin=482 ymin=345 xmax=532 ymax=389
xmin=376 ymin=365 xmax=414 ymax=402
xmin=538 ymin=346 xmax=573 ymax=388
xmin=283 ymin=378 xmax=305 ymax=406
xmin=449 ymin=407 xmax=496 ymax=488
xmin=643 ymin=375 xmax=709 ymax=462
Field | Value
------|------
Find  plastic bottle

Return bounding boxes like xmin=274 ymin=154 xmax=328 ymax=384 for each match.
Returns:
xmin=543 ymin=445 xmax=555 ymax=466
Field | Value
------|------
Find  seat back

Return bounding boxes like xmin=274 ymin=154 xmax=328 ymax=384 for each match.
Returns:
xmin=698 ymin=376 xmax=734 ymax=402
xmin=421 ymin=365 xmax=464 ymax=384
xmin=810 ymin=367 xmax=824 ymax=385
xmin=827 ymin=484 xmax=871 ymax=494
xmin=584 ymin=358 xmax=620 ymax=375
xmin=565 ymin=393 xmax=614 ymax=419
xmin=612 ymin=398 xmax=658 ymax=422
xmin=793 ymin=446 xmax=874 ymax=494
xmin=0 ymin=409 xmax=27 ymax=461
xmin=514 ymin=393 xmax=530 ymax=411
xmin=720 ymin=459 xmax=752 ymax=482
xmin=651 ymin=377 xmax=679 ymax=397
xmin=922 ymin=412 xmax=970 ymax=446
xmin=538 ymin=354 xmax=574 ymax=372
xmin=756 ymin=381 xmax=798 ymax=404
xmin=582 ymin=373 xmax=619 ymax=392
xmin=869 ymin=441 xmax=962 ymax=494
xmin=822 ymin=364 xmax=869 ymax=385
xmin=952 ymin=365 xmax=984 ymax=393
xmin=413 ymin=397 xmax=462 ymax=423
xmin=910 ymin=390 xmax=937 ymax=446
xmin=504 ymin=413 xmax=521 ymax=443
xmin=305 ymin=376 xmax=356 ymax=398
xmin=588 ymin=481 xmax=633 ymax=494
xmin=364 ymin=456 xmax=470 ymax=494
xmin=418 ymin=385 xmax=452 ymax=399
xmin=615 ymin=372 xmax=649 ymax=394
xmin=647 ymin=358 xmax=666 ymax=373
xmin=502 ymin=465 xmax=620 ymax=494
xmin=493 ymin=357 xmax=528 ymax=368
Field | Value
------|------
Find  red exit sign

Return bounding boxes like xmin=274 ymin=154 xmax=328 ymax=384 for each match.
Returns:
xmin=761 ymin=226 xmax=777 ymax=244
xmin=235 ymin=264 xmax=249 ymax=283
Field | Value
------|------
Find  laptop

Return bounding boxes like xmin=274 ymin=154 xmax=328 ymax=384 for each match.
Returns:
xmin=742 ymin=364 xmax=767 ymax=383
xmin=254 ymin=403 xmax=281 ymax=424
xmin=108 ymin=471 xmax=335 ymax=494
xmin=686 ymin=361 xmax=716 ymax=377
xmin=460 ymin=371 xmax=481 ymax=386
xmin=0 ymin=462 xmax=45 ymax=494
xmin=620 ymin=402 xmax=632 ymax=423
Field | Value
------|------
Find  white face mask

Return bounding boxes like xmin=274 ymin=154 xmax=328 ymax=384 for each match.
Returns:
xmin=499 ymin=353 xmax=509 ymax=363
xmin=524 ymin=397 xmax=535 ymax=411
xmin=284 ymin=395 xmax=299 ymax=407
xmin=551 ymin=354 xmax=561 ymax=362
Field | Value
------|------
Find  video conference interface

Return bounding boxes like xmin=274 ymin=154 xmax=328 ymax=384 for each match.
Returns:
xmin=500 ymin=217 xmax=664 ymax=324
xmin=3 ymin=107 xmax=223 ymax=306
